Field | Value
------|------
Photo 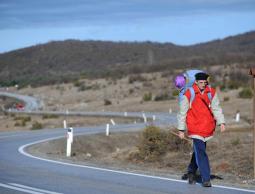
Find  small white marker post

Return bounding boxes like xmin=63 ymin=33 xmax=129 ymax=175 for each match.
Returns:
xmin=235 ymin=111 xmax=240 ymax=122
xmin=124 ymin=112 xmax=127 ymax=117
xmin=106 ymin=124 xmax=110 ymax=136
xmin=169 ymin=108 xmax=172 ymax=114
xmin=153 ymin=115 xmax=156 ymax=121
xmin=142 ymin=113 xmax=147 ymax=123
xmin=66 ymin=127 xmax=73 ymax=157
xmin=110 ymin=119 xmax=116 ymax=126
xmin=63 ymin=120 xmax=67 ymax=129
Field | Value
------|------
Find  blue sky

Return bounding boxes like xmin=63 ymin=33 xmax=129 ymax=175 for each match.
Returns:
xmin=0 ymin=0 xmax=255 ymax=53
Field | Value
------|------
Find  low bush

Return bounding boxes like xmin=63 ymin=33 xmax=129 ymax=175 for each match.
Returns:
xmin=14 ymin=116 xmax=31 ymax=126
xmin=31 ymin=121 xmax=43 ymax=130
xmin=238 ymin=88 xmax=253 ymax=99
xmin=104 ymin=99 xmax=112 ymax=106
xmin=231 ymin=138 xmax=240 ymax=146
xmin=154 ymin=92 xmax=172 ymax=101
xmin=14 ymin=121 xmax=21 ymax=126
xmin=137 ymin=126 xmax=167 ymax=162
xmin=143 ymin=92 xmax=152 ymax=101
xmin=42 ymin=114 xmax=59 ymax=119
xmin=73 ymin=80 xmax=84 ymax=87
xmin=131 ymin=126 xmax=190 ymax=162
xmin=223 ymin=96 xmax=230 ymax=101
xmin=129 ymin=88 xmax=134 ymax=94
xmin=14 ymin=116 xmax=31 ymax=122
xmin=129 ymin=75 xmax=147 ymax=84
xmin=172 ymin=90 xmax=179 ymax=97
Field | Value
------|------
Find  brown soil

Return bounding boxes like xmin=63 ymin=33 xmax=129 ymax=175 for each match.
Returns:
xmin=1 ymin=72 xmax=252 ymax=131
xmin=1 ymin=71 xmax=254 ymax=189
xmin=0 ymin=112 xmax=138 ymax=131
xmin=27 ymin=127 xmax=255 ymax=189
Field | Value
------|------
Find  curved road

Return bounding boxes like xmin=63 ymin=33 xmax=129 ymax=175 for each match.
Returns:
xmin=0 ymin=91 xmax=43 ymax=111
xmin=0 ymin=92 xmax=254 ymax=194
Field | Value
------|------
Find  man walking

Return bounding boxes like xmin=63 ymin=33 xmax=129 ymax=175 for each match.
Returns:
xmin=177 ymin=72 xmax=225 ymax=187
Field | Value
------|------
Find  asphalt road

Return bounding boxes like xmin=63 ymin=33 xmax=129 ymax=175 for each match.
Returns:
xmin=0 ymin=92 xmax=254 ymax=194
xmin=0 ymin=91 xmax=43 ymax=111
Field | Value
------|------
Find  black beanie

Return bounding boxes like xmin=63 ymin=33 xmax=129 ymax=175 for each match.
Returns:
xmin=195 ymin=72 xmax=209 ymax=81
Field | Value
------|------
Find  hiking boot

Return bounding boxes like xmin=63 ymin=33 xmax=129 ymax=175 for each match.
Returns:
xmin=202 ymin=181 xmax=212 ymax=187
xmin=181 ymin=173 xmax=188 ymax=180
xmin=188 ymin=173 xmax=196 ymax=184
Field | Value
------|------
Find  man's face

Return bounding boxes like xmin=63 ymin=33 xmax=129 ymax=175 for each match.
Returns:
xmin=196 ymin=80 xmax=207 ymax=90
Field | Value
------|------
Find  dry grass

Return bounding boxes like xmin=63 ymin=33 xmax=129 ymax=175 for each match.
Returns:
xmin=27 ymin=127 xmax=254 ymax=188
xmin=0 ymin=112 xmax=136 ymax=131
xmin=1 ymin=71 xmax=254 ymax=188
xmin=2 ymin=72 xmax=252 ymax=131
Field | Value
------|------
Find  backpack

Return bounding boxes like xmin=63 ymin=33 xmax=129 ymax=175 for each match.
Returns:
xmin=178 ymin=70 xmax=212 ymax=108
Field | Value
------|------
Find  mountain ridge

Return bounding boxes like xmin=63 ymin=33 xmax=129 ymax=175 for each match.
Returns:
xmin=0 ymin=31 xmax=254 ymax=87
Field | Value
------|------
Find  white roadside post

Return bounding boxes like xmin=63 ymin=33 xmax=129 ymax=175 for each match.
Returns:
xmin=110 ymin=119 xmax=116 ymax=126
xmin=106 ymin=124 xmax=110 ymax=136
xmin=63 ymin=120 xmax=67 ymax=129
xmin=142 ymin=113 xmax=147 ymax=123
xmin=153 ymin=115 xmax=156 ymax=121
xmin=124 ymin=112 xmax=127 ymax=117
xmin=169 ymin=108 xmax=172 ymax=114
xmin=235 ymin=110 xmax=240 ymax=122
xmin=66 ymin=127 xmax=73 ymax=157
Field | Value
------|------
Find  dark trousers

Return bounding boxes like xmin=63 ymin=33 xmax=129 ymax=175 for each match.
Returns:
xmin=187 ymin=138 xmax=210 ymax=182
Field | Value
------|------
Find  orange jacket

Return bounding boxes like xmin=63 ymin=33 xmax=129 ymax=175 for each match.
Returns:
xmin=184 ymin=84 xmax=216 ymax=137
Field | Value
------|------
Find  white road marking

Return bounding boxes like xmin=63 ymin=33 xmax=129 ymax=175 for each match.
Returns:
xmin=9 ymin=183 xmax=62 ymax=194
xmin=0 ymin=134 xmax=24 ymax=139
xmin=19 ymin=136 xmax=255 ymax=193
xmin=0 ymin=183 xmax=43 ymax=194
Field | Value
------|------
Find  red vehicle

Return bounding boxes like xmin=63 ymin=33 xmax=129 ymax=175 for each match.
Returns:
xmin=16 ymin=103 xmax=25 ymax=111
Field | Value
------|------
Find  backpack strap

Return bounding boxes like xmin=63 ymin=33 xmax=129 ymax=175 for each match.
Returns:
xmin=207 ymin=85 xmax=212 ymax=108
xmin=188 ymin=87 xmax=195 ymax=108
xmin=188 ymin=86 xmax=213 ymax=109
xmin=178 ymin=88 xmax=185 ymax=105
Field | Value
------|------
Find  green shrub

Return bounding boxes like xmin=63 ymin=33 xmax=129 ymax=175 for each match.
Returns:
xmin=172 ymin=90 xmax=179 ymax=97
xmin=14 ymin=121 xmax=21 ymax=126
xmin=129 ymin=126 xmax=190 ymax=163
xmin=14 ymin=116 xmax=31 ymax=126
xmin=228 ymin=80 xmax=239 ymax=89
xmin=154 ymin=92 xmax=171 ymax=101
xmin=31 ymin=121 xmax=43 ymax=130
xmin=14 ymin=120 xmax=26 ymax=127
xmin=219 ymin=84 xmax=226 ymax=91
xmin=231 ymin=138 xmax=240 ymax=146
xmin=78 ymin=84 xmax=86 ymax=91
xmin=238 ymin=88 xmax=253 ymax=99
xmin=129 ymin=75 xmax=146 ymax=84
xmin=42 ymin=114 xmax=59 ymax=119
xmin=14 ymin=116 xmax=31 ymax=122
xmin=73 ymin=80 xmax=84 ymax=87
xmin=223 ymin=96 xmax=230 ymax=101
xmin=137 ymin=126 xmax=167 ymax=162
xmin=129 ymin=88 xmax=134 ymax=94
xmin=104 ymin=99 xmax=112 ymax=106
xmin=143 ymin=92 xmax=152 ymax=101
xmin=91 ymin=83 xmax=100 ymax=90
